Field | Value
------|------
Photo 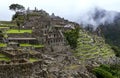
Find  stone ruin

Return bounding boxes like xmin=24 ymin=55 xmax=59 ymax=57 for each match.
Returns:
xmin=0 ymin=9 xmax=90 ymax=78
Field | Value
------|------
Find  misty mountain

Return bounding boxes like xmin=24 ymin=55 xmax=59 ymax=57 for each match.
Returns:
xmin=79 ymin=7 xmax=120 ymax=56
xmin=97 ymin=12 xmax=120 ymax=46
xmin=79 ymin=7 xmax=118 ymax=29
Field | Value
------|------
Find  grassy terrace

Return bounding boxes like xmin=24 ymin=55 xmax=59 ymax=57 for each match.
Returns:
xmin=0 ymin=27 xmax=9 ymax=29
xmin=20 ymin=44 xmax=32 ymax=47
xmin=0 ymin=21 xmax=17 ymax=27
xmin=7 ymin=29 xmax=32 ymax=34
xmin=0 ymin=43 xmax=7 ymax=47
xmin=0 ymin=23 xmax=17 ymax=27
xmin=20 ymin=44 xmax=44 ymax=48
xmin=29 ymin=58 xmax=39 ymax=62
xmin=0 ymin=57 xmax=10 ymax=61
xmin=76 ymin=30 xmax=115 ymax=61
xmin=34 ymin=45 xmax=44 ymax=48
xmin=0 ymin=54 xmax=6 ymax=57
xmin=0 ymin=53 xmax=10 ymax=61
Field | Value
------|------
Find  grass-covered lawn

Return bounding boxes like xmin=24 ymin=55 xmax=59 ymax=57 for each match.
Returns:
xmin=29 ymin=58 xmax=38 ymax=62
xmin=20 ymin=44 xmax=44 ymax=48
xmin=0 ymin=43 xmax=7 ymax=47
xmin=0 ymin=53 xmax=10 ymax=61
xmin=20 ymin=44 xmax=32 ymax=47
xmin=0 ymin=57 xmax=10 ymax=61
xmin=34 ymin=45 xmax=44 ymax=48
xmin=7 ymin=29 xmax=32 ymax=34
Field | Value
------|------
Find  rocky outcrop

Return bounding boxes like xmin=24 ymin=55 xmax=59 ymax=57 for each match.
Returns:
xmin=0 ymin=49 xmax=97 ymax=78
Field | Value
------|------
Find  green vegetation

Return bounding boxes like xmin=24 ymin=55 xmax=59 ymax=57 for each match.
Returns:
xmin=96 ymin=24 xmax=120 ymax=57
xmin=75 ymin=29 xmax=114 ymax=61
xmin=0 ymin=53 xmax=10 ymax=61
xmin=20 ymin=44 xmax=32 ymax=47
xmin=0 ymin=24 xmax=16 ymax=27
xmin=64 ymin=24 xmax=115 ymax=61
xmin=93 ymin=68 xmax=114 ymax=78
xmin=9 ymin=4 xmax=25 ymax=12
xmin=111 ymin=45 xmax=120 ymax=57
xmin=3 ymin=34 xmax=8 ymax=38
xmin=0 ymin=27 xmax=9 ymax=29
xmin=0 ymin=54 xmax=6 ymax=57
xmin=20 ymin=44 xmax=44 ymax=48
xmin=93 ymin=64 xmax=120 ymax=78
xmin=0 ymin=21 xmax=17 ymax=27
xmin=9 ymin=4 xmax=25 ymax=31
xmin=64 ymin=27 xmax=79 ymax=49
xmin=0 ymin=43 xmax=7 ymax=47
xmin=7 ymin=29 xmax=32 ymax=34
xmin=33 ymin=44 xmax=43 ymax=48
xmin=0 ymin=57 xmax=10 ymax=61
xmin=29 ymin=58 xmax=38 ymax=62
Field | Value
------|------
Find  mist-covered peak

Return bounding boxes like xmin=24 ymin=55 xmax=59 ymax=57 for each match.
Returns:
xmin=79 ymin=7 xmax=118 ymax=29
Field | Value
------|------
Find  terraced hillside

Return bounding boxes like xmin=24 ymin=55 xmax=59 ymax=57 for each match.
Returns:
xmin=76 ymin=30 xmax=115 ymax=62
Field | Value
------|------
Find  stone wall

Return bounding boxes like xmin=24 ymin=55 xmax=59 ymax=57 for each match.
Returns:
xmin=0 ymin=61 xmax=42 ymax=78
xmin=8 ymin=33 xmax=32 ymax=38
xmin=1 ymin=51 xmax=29 ymax=59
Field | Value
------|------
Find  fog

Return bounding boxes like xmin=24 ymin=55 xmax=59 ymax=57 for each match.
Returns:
xmin=0 ymin=0 xmax=120 ymax=25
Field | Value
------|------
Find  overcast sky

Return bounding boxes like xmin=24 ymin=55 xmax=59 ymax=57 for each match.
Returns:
xmin=0 ymin=0 xmax=120 ymax=21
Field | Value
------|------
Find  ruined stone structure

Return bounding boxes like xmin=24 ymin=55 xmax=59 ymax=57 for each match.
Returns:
xmin=0 ymin=27 xmax=9 ymax=43
xmin=8 ymin=37 xmax=38 ymax=44
xmin=0 ymin=8 xmax=119 ymax=78
xmin=23 ymin=9 xmax=75 ymax=47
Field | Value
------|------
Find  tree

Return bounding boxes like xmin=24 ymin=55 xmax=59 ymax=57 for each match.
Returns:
xmin=9 ymin=4 xmax=25 ymax=30
xmin=9 ymin=4 xmax=25 ymax=12
xmin=64 ymin=27 xmax=79 ymax=49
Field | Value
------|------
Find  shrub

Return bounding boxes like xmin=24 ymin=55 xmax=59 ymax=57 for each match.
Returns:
xmin=93 ymin=68 xmax=114 ymax=78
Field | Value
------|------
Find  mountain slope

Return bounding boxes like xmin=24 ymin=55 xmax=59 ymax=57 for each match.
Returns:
xmin=75 ymin=29 xmax=115 ymax=62
xmin=78 ymin=7 xmax=120 ymax=57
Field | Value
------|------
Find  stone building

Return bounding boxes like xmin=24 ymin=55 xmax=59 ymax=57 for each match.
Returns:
xmin=0 ymin=27 xmax=9 ymax=43
xmin=23 ymin=10 xmax=68 ymax=46
xmin=8 ymin=37 xmax=38 ymax=44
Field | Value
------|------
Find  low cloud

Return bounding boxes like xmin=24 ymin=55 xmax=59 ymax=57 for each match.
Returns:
xmin=76 ymin=7 xmax=118 ymax=30
xmin=0 ymin=0 xmax=120 ymax=21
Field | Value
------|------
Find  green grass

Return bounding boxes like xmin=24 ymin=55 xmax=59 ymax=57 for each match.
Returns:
xmin=0 ymin=54 xmax=6 ymax=57
xmin=0 ymin=21 xmax=17 ymax=27
xmin=20 ymin=44 xmax=32 ymax=47
xmin=75 ymin=30 xmax=115 ymax=61
xmin=0 ymin=43 xmax=7 ymax=47
xmin=3 ymin=34 xmax=8 ymax=38
xmin=34 ymin=45 xmax=44 ymax=48
xmin=0 ymin=27 xmax=9 ymax=29
xmin=7 ymin=29 xmax=32 ymax=34
xmin=93 ymin=64 xmax=120 ymax=78
xmin=0 ymin=53 xmax=10 ymax=61
xmin=0 ymin=23 xmax=16 ymax=27
xmin=20 ymin=44 xmax=44 ymax=48
xmin=29 ymin=58 xmax=38 ymax=62
xmin=0 ymin=57 xmax=10 ymax=61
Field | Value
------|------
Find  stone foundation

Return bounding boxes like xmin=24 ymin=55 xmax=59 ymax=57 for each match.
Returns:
xmin=0 ymin=61 xmax=42 ymax=78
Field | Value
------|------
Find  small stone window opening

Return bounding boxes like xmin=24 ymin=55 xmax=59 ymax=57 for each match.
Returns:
xmin=54 ymin=34 xmax=56 ymax=37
